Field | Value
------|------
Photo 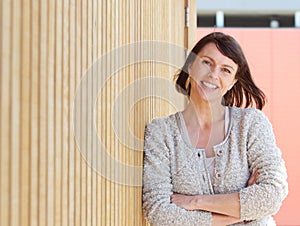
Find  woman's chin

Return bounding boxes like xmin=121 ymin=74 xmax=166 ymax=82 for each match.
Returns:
xmin=192 ymin=87 xmax=222 ymax=103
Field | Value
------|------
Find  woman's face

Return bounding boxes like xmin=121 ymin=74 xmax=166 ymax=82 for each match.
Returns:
xmin=188 ymin=42 xmax=238 ymax=103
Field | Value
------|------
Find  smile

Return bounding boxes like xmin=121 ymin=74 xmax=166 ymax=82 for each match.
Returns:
xmin=201 ymin=81 xmax=218 ymax=89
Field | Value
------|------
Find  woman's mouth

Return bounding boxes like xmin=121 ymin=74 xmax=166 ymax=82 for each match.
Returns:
xmin=201 ymin=81 xmax=218 ymax=89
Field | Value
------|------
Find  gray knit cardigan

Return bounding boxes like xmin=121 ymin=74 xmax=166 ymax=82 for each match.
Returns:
xmin=142 ymin=107 xmax=288 ymax=226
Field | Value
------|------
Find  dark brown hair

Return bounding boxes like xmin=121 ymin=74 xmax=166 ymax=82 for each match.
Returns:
xmin=175 ymin=32 xmax=266 ymax=110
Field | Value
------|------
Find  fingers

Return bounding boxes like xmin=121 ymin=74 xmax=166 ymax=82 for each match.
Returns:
xmin=170 ymin=193 xmax=176 ymax=203
xmin=170 ymin=193 xmax=180 ymax=203
xmin=170 ymin=193 xmax=194 ymax=210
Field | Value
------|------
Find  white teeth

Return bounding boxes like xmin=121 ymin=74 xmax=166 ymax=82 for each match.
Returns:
xmin=202 ymin=81 xmax=218 ymax=89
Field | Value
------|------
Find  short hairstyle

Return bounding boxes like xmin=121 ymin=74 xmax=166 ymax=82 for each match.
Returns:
xmin=175 ymin=32 xmax=266 ymax=110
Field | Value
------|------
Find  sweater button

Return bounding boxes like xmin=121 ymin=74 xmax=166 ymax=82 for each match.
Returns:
xmin=197 ymin=152 xmax=201 ymax=157
xmin=216 ymin=172 xmax=222 ymax=179
xmin=217 ymin=150 xmax=223 ymax=156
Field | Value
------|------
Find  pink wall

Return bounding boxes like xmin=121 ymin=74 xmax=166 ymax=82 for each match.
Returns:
xmin=197 ymin=28 xmax=300 ymax=225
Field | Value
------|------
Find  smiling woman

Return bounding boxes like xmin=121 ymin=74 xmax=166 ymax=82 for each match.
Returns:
xmin=188 ymin=43 xmax=238 ymax=103
xmin=175 ymin=32 xmax=266 ymax=110
xmin=142 ymin=32 xmax=288 ymax=226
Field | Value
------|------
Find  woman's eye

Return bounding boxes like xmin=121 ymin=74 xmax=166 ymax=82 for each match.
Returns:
xmin=223 ymin=68 xmax=231 ymax=74
xmin=202 ymin=60 xmax=211 ymax=66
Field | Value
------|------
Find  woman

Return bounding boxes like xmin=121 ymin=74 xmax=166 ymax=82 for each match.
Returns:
xmin=142 ymin=32 xmax=288 ymax=225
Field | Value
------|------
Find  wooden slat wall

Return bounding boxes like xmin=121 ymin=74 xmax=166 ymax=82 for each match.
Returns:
xmin=0 ymin=0 xmax=196 ymax=226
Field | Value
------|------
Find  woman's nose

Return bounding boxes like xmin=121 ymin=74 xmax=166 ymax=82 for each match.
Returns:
xmin=208 ymin=68 xmax=219 ymax=79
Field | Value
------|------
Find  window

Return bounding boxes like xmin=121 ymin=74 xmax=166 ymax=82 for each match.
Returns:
xmin=197 ymin=14 xmax=295 ymax=27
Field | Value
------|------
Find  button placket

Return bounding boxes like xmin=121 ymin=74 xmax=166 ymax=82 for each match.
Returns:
xmin=215 ymin=149 xmax=222 ymax=180
xmin=202 ymin=152 xmax=215 ymax=194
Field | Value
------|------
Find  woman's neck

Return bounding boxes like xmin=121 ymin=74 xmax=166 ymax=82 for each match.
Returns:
xmin=182 ymin=100 xmax=225 ymax=129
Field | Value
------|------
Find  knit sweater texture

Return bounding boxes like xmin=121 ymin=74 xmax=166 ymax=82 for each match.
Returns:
xmin=142 ymin=107 xmax=288 ymax=226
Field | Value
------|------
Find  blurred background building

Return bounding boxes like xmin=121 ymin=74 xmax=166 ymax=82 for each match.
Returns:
xmin=196 ymin=1 xmax=300 ymax=225
xmin=197 ymin=0 xmax=300 ymax=28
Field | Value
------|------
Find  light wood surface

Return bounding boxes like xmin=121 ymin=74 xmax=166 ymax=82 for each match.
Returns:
xmin=0 ymin=1 xmax=196 ymax=225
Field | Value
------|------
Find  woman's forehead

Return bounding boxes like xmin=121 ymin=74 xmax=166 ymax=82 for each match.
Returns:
xmin=196 ymin=43 xmax=237 ymax=68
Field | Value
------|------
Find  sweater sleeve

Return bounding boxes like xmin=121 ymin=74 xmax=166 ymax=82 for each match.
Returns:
xmin=142 ymin=119 xmax=212 ymax=226
xmin=239 ymin=110 xmax=288 ymax=221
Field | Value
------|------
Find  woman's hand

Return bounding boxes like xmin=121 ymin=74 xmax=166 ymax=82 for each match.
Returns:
xmin=171 ymin=194 xmax=243 ymax=225
xmin=170 ymin=193 xmax=197 ymax=210
xmin=171 ymin=192 xmax=240 ymax=218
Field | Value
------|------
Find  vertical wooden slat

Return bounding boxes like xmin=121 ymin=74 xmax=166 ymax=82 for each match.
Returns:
xmin=101 ymin=0 xmax=107 ymax=223
xmin=91 ymin=0 xmax=98 ymax=225
xmin=116 ymin=1 xmax=120 ymax=223
xmin=121 ymin=1 xmax=127 ymax=224
xmin=47 ymin=0 xmax=56 ymax=225
xmin=110 ymin=0 xmax=116 ymax=224
xmin=30 ymin=0 xmax=40 ymax=225
xmin=68 ymin=0 xmax=76 ymax=225
xmin=0 ymin=0 xmax=12 ymax=226
xmin=127 ymin=2 xmax=134 ymax=225
xmin=20 ymin=0 xmax=31 ymax=225
xmin=97 ymin=2 xmax=104 ymax=226
xmin=74 ymin=0 xmax=82 ymax=225
xmin=0 ymin=0 xmax=2 ymax=221
xmin=10 ymin=1 xmax=21 ymax=226
xmin=86 ymin=0 xmax=93 ymax=224
xmin=188 ymin=0 xmax=197 ymax=48
xmin=62 ymin=0 xmax=70 ymax=225
xmin=54 ymin=0 xmax=63 ymax=225
xmin=105 ymin=0 xmax=111 ymax=224
xmin=132 ymin=0 xmax=140 ymax=223
xmin=81 ymin=0 xmax=87 ymax=225
xmin=39 ymin=0 xmax=48 ymax=225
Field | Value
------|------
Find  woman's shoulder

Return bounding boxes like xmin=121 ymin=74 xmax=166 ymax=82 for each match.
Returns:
xmin=230 ymin=106 xmax=268 ymax=121
xmin=145 ymin=112 xmax=179 ymax=132
xmin=230 ymin=106 xmax=272 ymax=129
